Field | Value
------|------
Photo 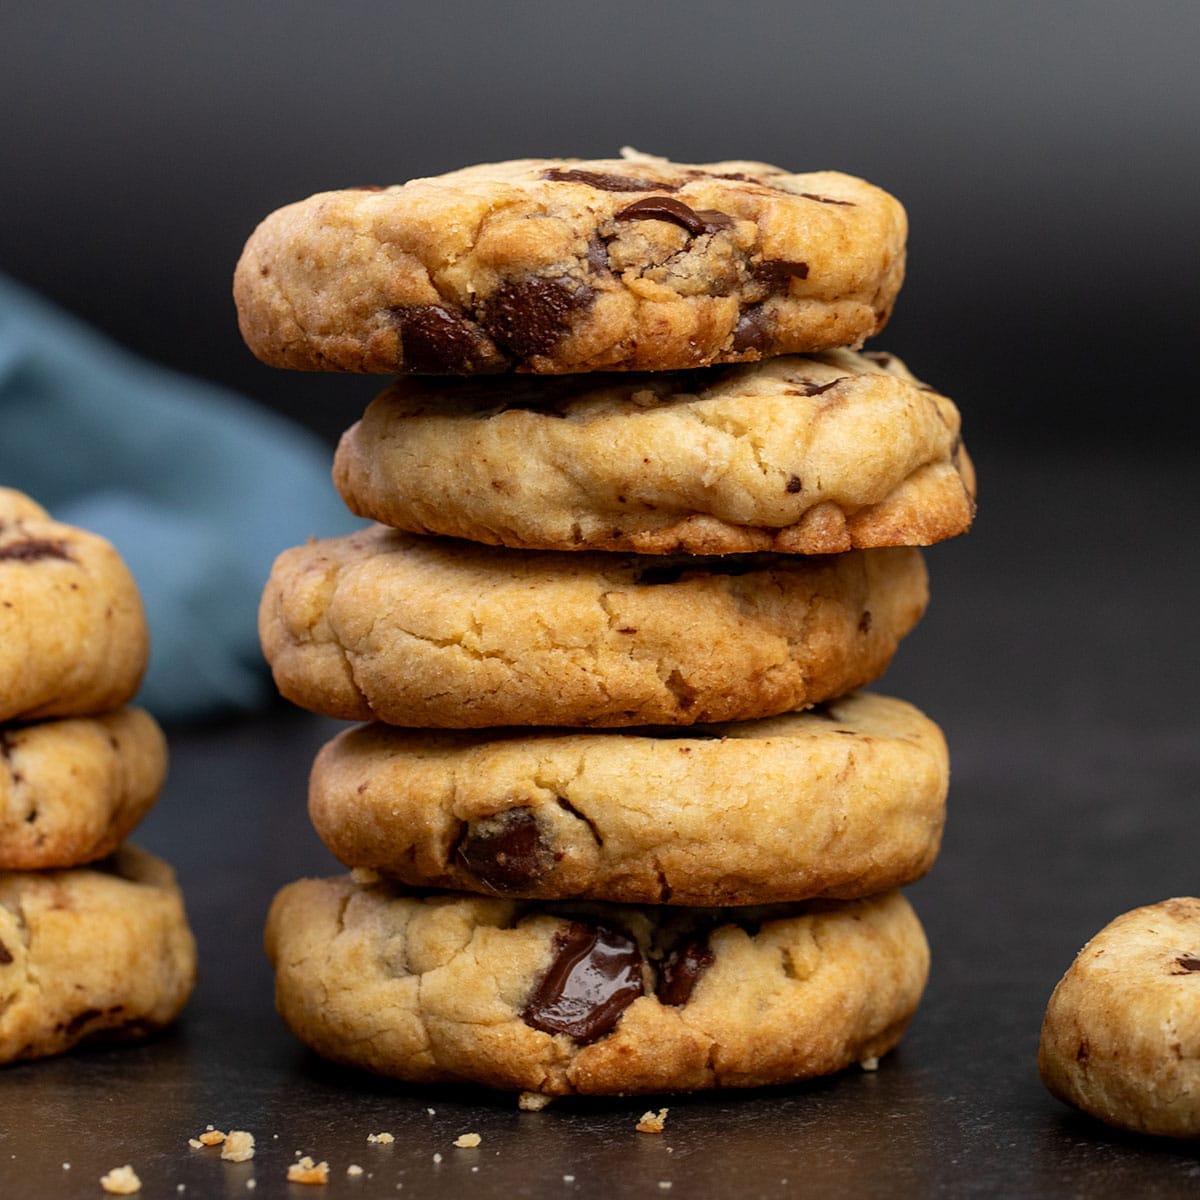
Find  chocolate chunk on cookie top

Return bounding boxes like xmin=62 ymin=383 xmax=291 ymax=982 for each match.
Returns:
xmin=234 ymin=152 xmax=906 ymax=375
xmin=264 ymin=878 xmax=929 ymax=1095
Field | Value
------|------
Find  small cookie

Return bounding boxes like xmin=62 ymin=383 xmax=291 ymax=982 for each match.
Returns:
xmin=309 ymin=691 xmax=948 ymax=905
xmin=234 ymin=152 xmax=906 ymax=375
xmin=334 ymin=349 xmax=975 ymax=556
xmin=1039 ymin=898 xmax=1200 ymax=1137
xmin=265 ymin=877 xmax=928 ymax=1095
xmin=0 ymin=488 xmax=148 ymax=723
xmin=259 ymin=530 xmax=926 ymax=728
xmin=0 ymin=708 xmax=167 ymax=870
xmin=0 ymin=845 xmax=197 ymax=1063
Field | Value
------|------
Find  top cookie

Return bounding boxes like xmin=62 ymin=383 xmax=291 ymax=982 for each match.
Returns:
xmin=0 ymin=489 xmax=148 ymax=723
xmin=234 ymin=152 xmax=907 ymax=375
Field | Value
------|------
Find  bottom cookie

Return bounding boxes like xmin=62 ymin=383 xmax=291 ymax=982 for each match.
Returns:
xmin=0 ymin=845 xmax=197 ymax=1063
xmin=265 ymin=876 xmax=928 ymax=1096
xmin=1039 ymin=898 xmax=1200 ymax=1137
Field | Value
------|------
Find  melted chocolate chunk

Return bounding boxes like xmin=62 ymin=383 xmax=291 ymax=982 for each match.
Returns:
xmin=635 ymin=557 xmax=769 ymax=585
xmin=731 ymin=305 xmax=770 ymax=354
xmin=543 ymin=168 xmax=680 ymax=193
xmin=862 ymin=351 xmax=895 ymax=368
xmin=799 ymin=192 xmax=856 ymax=206
xmin=522 ymin=921 xmax=644 ymax=1042
xmin=393 ymin=305 xmax=497 ymax=373
xmin=62 ymin=1007 xmax=104 ymax=1037
xmin=614 ymin=197 xmax=734 ymax=236
xmin=586 ymin=234 xmax=611 ymax=276
xmin=481 ymin=278 xmax=593 ymax=360
xmin=0 ymin=538 xmax=73 ymax=563
xmin=656 ymin=938 xmax=715 ymax=1006
xmin=753 ymin=260 xmax=810 ymax=289
xmin=858 ymin=610 xmax=873 ymax=634
xmin=785 ymin=474 xmax=803 ymax=494
xmin=0 ymin=939 xmax=11 ymax=965
xmin=456 ymin=808 xmax=546 ymax=892
xmin=1175 ymin=955 xmax=1200 ymax=972
xmin=784 ymin=378 xmax=843 ymax=398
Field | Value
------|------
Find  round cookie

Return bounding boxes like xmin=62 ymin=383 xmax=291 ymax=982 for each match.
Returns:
xmin=0 ymin=844 xmax=197 ymax=1063
xmin=234 ymin=152 xmax=906 ymax=376
xmin=309 ymin=691 xmax=948 ymax=906
xmin=259 ymin=530 xmax=927 ymax=728
xmin=0 ymin=708 xmax=167 ymax=870
xmin=0 ymin=488 xmax=148 ymax=723
xmin=334 ymin=349 xmax=975 ymax=556
xmin=1039 ymin=898 xmax=1200 ymax=1137
xmin=265 ymin=877 xmax=929 ymax=1096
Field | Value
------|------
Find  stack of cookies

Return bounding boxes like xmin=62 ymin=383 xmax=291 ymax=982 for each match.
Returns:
xmin=237 ymin=151 xmax=974 ymax=1098
xmin=0 ymin=488 xmax=196 ymax=1063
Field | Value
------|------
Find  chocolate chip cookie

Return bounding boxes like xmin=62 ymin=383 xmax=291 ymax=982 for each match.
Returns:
xmin=234 ymin=152 xmax=906 ymax=376
xmin=0 ymin=489 xmax=148 ymax=723
xmin=1040 ymin=898 xmax=1200 ymax=1137
xmin=265 ymin=876 xmax=928 ymax=1095
xmin=259 ymin=529 xmax=927 ymax=728
xmin=0 ymin=707 xmax=167 ymax=870
xmin=333 ymin=348 xmax=974 ymax=555
xmin=308 ymin=691 xmax=947 ymax=905
xmin=0 ymin=845 xmax=197 ymax=1063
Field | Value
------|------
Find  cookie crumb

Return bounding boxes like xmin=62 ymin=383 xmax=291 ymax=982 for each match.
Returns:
xmin=348 ymin=1164 xmax=364 ymax=1177
xmin=221 ymin=1131 xmax=256 ymax=1163
xmin=188 ymin=1139 xmax=204 ymax=1150
xmin=859 ymin=1055 xmax=880 ymax=1071
xmin=636 ymin=1108 xmax=669 ymax=1134
xmin=198 ymin=1128 xmax=226 ymax=1147
xmin=432 ymin=1152 xmax=443 ymax=1164
xmin=367 ymin=1132 xmax=394 ymax=1145
xmin=454 ymin=1133 xmax=481 ymax=1149
xmin=246 ymin=1182 xmax=256 ymax=1192
xmin=100 ymin=1165 xmax=142 ymax=1195
xmin=519 ymin=1091 xmax=553 ymax=1111
xmin=658 ymin=1183 xmax=673 ymax=1191
xmin=62 ymin=1163 xmax=70 ymax=1171
xmin=426 ymin=1107 xmax=436 ymax=1116
xmin=563 ymin=1175 xmax=576 ymax=1183
xmin=287 ymin=1157 xmax=329 ymax=1185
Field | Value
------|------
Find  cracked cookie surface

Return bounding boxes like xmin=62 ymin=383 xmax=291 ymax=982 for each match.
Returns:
xmin=0 ymin=708 xmax=167 ymax=870
xmin=0 ymin=489 xmax=148 ymax=723
xmin=0 ymin=844 xmax=197 ymax=1063
xmin=234 ymin=152 xmax=906 ymax=375
xmin=309 ymin=691 xmax=947 ymax=905
xmin=259 ymin=529 xmax=927 ymax=728
xmin=334 ymin=348 xmax=973 ymax=555
xmin=1040 ymin=898 xmax=1200 ymax=1137
xmin=265 ymin=876 xmax=928 ymax=1095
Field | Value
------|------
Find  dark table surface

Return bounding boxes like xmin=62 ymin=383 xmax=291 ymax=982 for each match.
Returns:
xmin=2 ymin=448 xmax=1199 ymax=1199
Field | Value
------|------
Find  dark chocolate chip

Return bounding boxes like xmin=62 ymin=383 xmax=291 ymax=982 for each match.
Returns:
xmin=0 ymin=538 xmax=73 ymax=563
xmin=0 ymin=939 xmax=11 ymax=965
xmin=480 ymin=277 xmax=593 ymax=360
xmin=785 ymin=377 xmax=842 ymax=397
xmin=63 ymin=1007 xmax=104 ymax=1037
xmin=522 ymin=921 xmax=644 ymax=1042
xmin=392 ymin=305 xmax=498 ymax=373
xmin=543 ymin=168 xmax=680 ymax=193
xmin=1175 ymin=955 xmax=1200 ymax=972
xmin=456 ymin=808 xmax=547 ymax=893
xmin=614 ymin=197 xmax=734 ymax=236
xmin=586 ymin=234 xmax=611 ymax=276
xmin=799 ymin=192 xmax=856 ymax=206
xmin=862 ymin=352 xmax=895 ymax=368
xmin=752 ymin=259 xmax=809 ymax=288
xmin=859 ymin=610 xmax=873 ymax=633
xmin=656 ymin=938 xmax=715 ymax=1006
xmin=785 ymin=474 xmax=803 ymax=494
xmin=731 ymin=305 xmax=770 ymax=354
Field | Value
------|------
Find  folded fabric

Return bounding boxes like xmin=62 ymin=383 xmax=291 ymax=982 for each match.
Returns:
xmin=0 ymin=274 xmax=360 ymax=722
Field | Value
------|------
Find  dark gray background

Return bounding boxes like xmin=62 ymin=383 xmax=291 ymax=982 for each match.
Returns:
xmin=2 ymin=0 xmax=1197 ymax=451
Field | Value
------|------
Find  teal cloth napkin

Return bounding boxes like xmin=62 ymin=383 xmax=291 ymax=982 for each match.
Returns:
xmin=0 ymin=275 xmax=360 ymax=722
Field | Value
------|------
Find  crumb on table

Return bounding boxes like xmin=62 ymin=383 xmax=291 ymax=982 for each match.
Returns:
xmin=287 ymin=1157 xmax=329 ymax=1185
xmin=222 ymin=1130 xmax=256 ymax=1162
xmin=100 ymin=1165 xmax=142 ymax=1195
xmin=637 ymin=1108 xmax=669 ymax=1134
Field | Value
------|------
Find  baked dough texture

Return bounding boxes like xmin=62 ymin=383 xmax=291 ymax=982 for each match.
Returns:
xmin=308 ymin=691 xmax=948 ymax=905
xmin=259 ymin=530 xmax=927 ymax=728
xmin=0 ymin=488 xmax=148 ymax=723
xmin=1040 ymin=898 xmax=1200 ymax=1137
xmin=265 ymin=876 xmax=928 ymax=1095
xmin=234 ymin=152 xmax=906 ymax=375
xmin=334 ymin=349 xmax=974 ymax=555
xmin=0 ymin=845 xmax=197 ymax=1063
xmin=0 ymin=707 xmax=167 ymax=870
